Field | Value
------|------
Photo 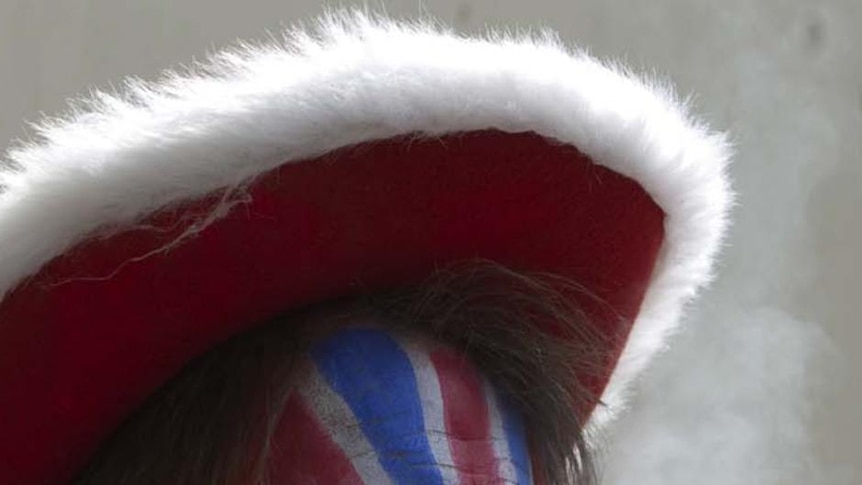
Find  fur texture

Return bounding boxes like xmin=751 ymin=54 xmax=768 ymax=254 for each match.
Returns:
xmin=0 ymin=12 xmax=732 ymax=429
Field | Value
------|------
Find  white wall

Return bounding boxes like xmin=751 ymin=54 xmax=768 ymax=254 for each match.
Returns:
xmin=1 ymin=1 xmax=858 ymax=483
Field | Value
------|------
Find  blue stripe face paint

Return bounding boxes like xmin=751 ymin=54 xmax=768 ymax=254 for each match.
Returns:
xmin=498 ymin=390 xmax=533 ymax=485
xmin=310 ymin=327 xmax=446 ymax=485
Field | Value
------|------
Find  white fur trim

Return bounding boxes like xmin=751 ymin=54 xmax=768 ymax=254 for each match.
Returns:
xmin=0 ymin=12 xmax=732 ymax=429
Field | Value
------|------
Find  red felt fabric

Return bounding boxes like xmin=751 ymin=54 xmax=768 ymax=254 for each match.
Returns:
xmin=0 ymin=130 xmax=664 ymax=484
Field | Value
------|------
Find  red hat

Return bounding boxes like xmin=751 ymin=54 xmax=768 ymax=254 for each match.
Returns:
xmin=0 ymin=13 xmax=732 ymax=484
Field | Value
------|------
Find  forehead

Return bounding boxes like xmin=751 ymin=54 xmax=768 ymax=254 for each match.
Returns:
xmin=269 ymin=326 xmax=533 ymax=484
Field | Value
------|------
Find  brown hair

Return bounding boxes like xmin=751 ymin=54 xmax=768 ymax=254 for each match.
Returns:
xmin=73 ymin=259 xmax=608 ymax=484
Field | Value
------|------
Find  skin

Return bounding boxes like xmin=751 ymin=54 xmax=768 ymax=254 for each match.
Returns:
xmin=268 ymin=325 xmax=533 ymax=484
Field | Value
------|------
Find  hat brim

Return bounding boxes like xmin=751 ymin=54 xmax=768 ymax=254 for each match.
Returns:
xmin=0 ymin=12 xmax=732 ymax=484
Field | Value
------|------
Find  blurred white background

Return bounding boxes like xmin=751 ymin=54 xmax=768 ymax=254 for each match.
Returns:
xmin=1 ymin=1 xmax=859 ymax=483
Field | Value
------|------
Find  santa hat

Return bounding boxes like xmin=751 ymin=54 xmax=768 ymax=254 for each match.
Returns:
xmin=0 ymin=12 xmax=732 ymax=484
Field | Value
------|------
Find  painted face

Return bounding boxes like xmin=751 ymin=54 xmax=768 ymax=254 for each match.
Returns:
xmin=268 ymin=326 xmax=533 ymax=484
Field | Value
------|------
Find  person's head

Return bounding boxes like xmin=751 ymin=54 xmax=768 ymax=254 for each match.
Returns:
xmin=73 ymin=260 xmax=607 ymax=484
xmin=0 ymin=14 xmax=733 ymax=485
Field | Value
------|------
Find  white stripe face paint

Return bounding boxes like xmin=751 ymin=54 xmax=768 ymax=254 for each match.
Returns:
xmin=296 ymin=362 xmax=393 ymax=485
xmin=484 ymin=380 xmax=523 ymax=484
xmin=398 ymin=337 xmax=460 ymax=484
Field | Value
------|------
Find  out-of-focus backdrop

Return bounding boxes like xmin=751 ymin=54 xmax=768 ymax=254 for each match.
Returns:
xmin=1 ymin=1 xmax=858 ymax=483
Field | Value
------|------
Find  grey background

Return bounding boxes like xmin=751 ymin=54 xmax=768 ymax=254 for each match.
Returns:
xmin=1 ymin=1 xmax=858 ymax=483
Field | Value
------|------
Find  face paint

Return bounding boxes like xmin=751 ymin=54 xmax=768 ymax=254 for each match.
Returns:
xmin=268 ymin=326 xmax=533 ymax=484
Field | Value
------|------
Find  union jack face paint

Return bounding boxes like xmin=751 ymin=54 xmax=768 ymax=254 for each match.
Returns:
xmin=269 ymin=326 xmax=533 ymax=484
